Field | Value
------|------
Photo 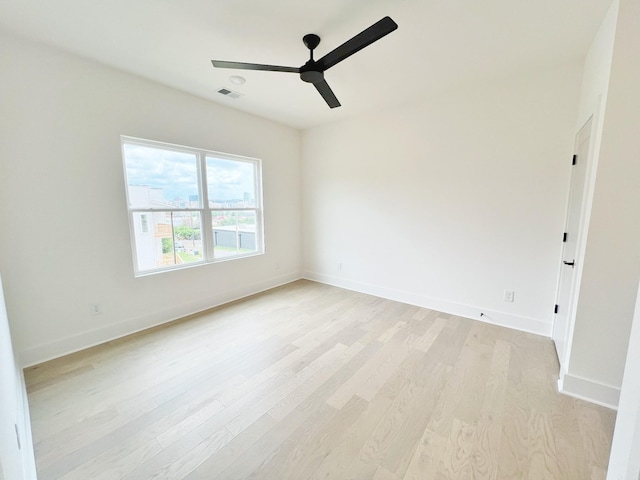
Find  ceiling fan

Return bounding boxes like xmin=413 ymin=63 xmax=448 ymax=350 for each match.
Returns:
xmin=211 ymin=16 xmax=398 ymax=109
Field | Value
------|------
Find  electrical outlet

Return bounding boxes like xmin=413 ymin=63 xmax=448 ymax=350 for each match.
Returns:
xmin=503 ymin=290 xmax=515 ymax=302
xmin=337 ymin=261 xmax=343 ymax=271
xmin=90 ymin=303 xmax=103 ymax=315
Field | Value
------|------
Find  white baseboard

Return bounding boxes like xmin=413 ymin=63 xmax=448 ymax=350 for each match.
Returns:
xmin=19 ymin=272 xmax=302 ymax=368
xmin=303 ymin=270 xmax=552 ymax=337
xmin=18 ymin=367 xmax=37 ymax=479
xmin=558 ymin=372 xmax=620 ymax=410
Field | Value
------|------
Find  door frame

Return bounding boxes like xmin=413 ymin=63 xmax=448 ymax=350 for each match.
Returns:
xmin=553 ymin=114 xmax=598 ymax=375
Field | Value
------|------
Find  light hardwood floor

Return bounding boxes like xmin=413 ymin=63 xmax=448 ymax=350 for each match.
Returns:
xmin=25 ymin=280 xmax=616 ymax=479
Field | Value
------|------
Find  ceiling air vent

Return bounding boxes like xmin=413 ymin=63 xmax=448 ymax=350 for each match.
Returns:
xmin=217 ymin=87 xmax=243 ymax=99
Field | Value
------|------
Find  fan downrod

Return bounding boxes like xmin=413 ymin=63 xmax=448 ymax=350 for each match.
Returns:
xmin=300 ymin=34 xmax=323 ymax=84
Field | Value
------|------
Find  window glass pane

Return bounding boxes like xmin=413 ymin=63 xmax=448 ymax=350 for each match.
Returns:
xmin=206 ymin=157 xmax=256 ymax=208
xmin=124 ymin=144 xmax=200 ymax=208
xmin=132 ymin=211 xmax=203 ymax=272
xmin=172 ymin=211 xmax=203 ymax=264
xmin=212 ymin=211 xmax=257 ymax=258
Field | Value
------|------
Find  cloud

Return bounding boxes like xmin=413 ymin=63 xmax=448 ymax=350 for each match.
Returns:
xmin=124 ymin=144 xmax=199 ymax=200
xmin=206 ymin=157 xmax=255 ymax=200
xmin=124 ymin=144 xmax=257 ymax=202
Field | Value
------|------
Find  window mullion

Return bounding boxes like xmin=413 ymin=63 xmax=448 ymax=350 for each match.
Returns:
xmin=255 ymin=161 xmax=264 ymax=254
xmin=200 ymin=152 xmax=214 ymax=261
xmin=170 ymin=212 xmax=177 ymax=265
xmin=209 ymin=207 xmax=258 ymax=212
xmin=129 ymin=208 xmax=203 ymax=213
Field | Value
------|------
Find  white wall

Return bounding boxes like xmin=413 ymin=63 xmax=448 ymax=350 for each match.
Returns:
xmin=556 ymin=0 xmax=620 ymax=408
xmin=568 ymin=0 xmax=640 ymax=401
xmin=0 ymin=33 xmax=302 ymax=365
xmin=575 ymin=1 xmax=618 ymax=129
xmin=608 ymin=281 xmax=640 ymax=479
xmin=0 ymin=275 xmax=36 ymax=479
xmin=302 ymin=64 xmax=582 ymax=335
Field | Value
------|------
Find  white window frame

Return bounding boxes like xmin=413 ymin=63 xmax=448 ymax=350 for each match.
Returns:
xmin=121 ymin=136 xmax=264 ymax=276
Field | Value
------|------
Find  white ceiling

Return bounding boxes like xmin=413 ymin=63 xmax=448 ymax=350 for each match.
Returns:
xmin=0 ymin=0 xmax=612 ymax=130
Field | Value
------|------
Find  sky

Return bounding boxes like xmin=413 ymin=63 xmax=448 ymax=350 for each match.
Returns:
xmin=123 ymin=143 xmax=255 ymax=202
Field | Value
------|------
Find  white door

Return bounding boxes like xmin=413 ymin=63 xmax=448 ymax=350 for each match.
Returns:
xmin=552 ymin=117 xmax=592 ymax=367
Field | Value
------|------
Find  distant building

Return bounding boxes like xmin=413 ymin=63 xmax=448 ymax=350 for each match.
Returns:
xmin=128 ymin=185 xmax=175 ymax=270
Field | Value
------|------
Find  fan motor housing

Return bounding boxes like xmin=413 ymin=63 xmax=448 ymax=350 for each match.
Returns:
xmin=300 ymin=62 xmax=324 ymax=84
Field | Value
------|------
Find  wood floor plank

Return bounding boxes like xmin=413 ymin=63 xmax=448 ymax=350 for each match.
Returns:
xmin=183 ymin=414 xmax=278 ymax=479
xmin=37 ymin=392 xmax=193 ymax=479
xmin=30 ymin=331 xmax=291 ymax=433
xmin=402 ymin=428 xmax=447 ymax=480
xmin=527 ymin=410 xmax=561 ymax=479
xmin=471 ymin=338 xmax=510 ymax=479
xmin=193 ymin=368 xmax=296 ymax=441
xmin=26 ymin=363 xmax=96 ymax=394
xmin=267 ymin=341 xmax=366 ymax=422
xmin=362 ymin=362 xmax=451 ymax=477
xmin=286 ymin=319 xmax=366 ymax=373
xmin=498 ymin=333 xmax=534 ymax=479
xmin=154 ymin=396 xmax=226 ymax=449
xmin=309 ymin=394 xmax=394 ymax=480
xmin=372 ymin=465 xmax=400 ymax=480
xmin=123 ymin=425 xmax=234 ymax=479
xmin=224 ymin=343 xmax=349 ymax=435
xmin=34 ymin=398 xmax=158 ymax=468
xmin=578 ymin=402 xmax=617 ymax=470
xmin=214 ymin=404 xmax=332 ymax=479
xmin=58 ymin=438 xmax=163 ymax=480
xmin=356 ymin=341 xmax=411 ymax=402
xmin=436 ymin=418 xmax=477 ymax=479
xmin=377 ymin=320 xmax=408 ymax=343
xmin=326 ymin=332 xmax=411 ymax=409
xmin=414 ymin=316 xmax=447 ymax=352
xmin=425 ymin=362 xmax=466 ymax=437
xmin=25 ymin=280 xmax=617 ymax=480
xmin=252 ymin=395 xmax=368 ymax=480
xmin=551 ymin=395 xmax=591 ymax=479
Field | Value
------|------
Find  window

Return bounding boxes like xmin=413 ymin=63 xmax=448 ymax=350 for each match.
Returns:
xmin=121 ymin=137 xmax=263 ymax=275
xmin=140 ymin=214 xmax=149 ymax=234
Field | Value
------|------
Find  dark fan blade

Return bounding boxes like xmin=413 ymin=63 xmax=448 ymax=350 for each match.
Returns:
xmin=314 ymin=79 xmax=341 ymax=108
xmin=211 ymin=60 xmax=299 ymax=73
xmin=317 ymin=16 xmax=398 ymax=71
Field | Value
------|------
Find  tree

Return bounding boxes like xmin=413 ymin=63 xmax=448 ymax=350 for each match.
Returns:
xmin=174 ymin=226 xmax=201 ymax=240
xmin=161 ymin=237 xmax=173 ymax=254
